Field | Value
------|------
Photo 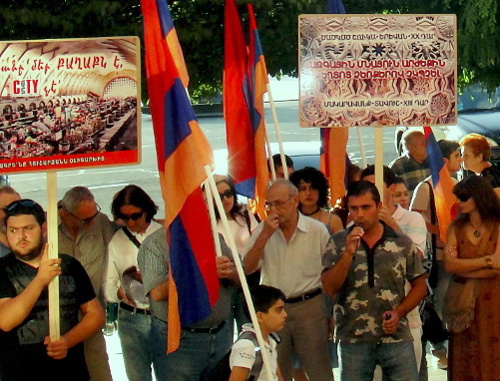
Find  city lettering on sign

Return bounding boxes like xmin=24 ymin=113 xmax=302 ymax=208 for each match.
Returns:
xmin=0 ymin=37 xmax=141 ymax=174
xmin=298 ymin=14 xmax=457 ymax=128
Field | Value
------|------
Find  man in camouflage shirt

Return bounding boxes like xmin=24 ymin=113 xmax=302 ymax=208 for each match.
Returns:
xmin=321 ymin=181 xmax=427 ymax=381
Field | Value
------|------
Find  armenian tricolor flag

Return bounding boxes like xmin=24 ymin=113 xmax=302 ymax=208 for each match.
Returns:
xmin=424 ymin=126 xmax=457 ymax=242
xmin=224 ymin=0 xmax=269 ymax=219
xmin=141 ymin=0 xmax=220 ymax=353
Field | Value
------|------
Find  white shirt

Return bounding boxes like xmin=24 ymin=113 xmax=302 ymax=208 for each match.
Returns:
xmin=230 ymin=324 xmax=278 ymax=381
xmin=392 ymin=204 xmax=427 ymax=329
xmin=217 ymin=212 xmax=258 ymax=255
xmin=243 ymin=213 xmax=329 ymax=298
xmin=103 ymin=220 xmax=163 ymax=308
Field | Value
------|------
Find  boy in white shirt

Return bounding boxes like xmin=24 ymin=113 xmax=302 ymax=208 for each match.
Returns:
xmin=229 ymin=285 xmax=287 ymax=381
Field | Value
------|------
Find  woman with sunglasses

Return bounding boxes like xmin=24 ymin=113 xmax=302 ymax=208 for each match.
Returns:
xmin=214 ymin=175 xmax=258 ymax=335
xmin=443 ymin=175 xmax=500 ymax=380
xmin=103 ymin=185 xmax=162 ymax=381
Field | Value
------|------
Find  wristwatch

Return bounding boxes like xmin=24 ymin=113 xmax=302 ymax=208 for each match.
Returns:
xmin=484 ymin=256 xmax=493 ymax=269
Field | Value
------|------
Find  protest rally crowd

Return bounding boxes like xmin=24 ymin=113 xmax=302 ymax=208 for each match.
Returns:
xmin=0 ymin=129 xmax=498 ymax=381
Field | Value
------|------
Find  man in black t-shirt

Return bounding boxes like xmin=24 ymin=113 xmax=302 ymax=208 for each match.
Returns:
xmin=0 ymin=199 xmax=105 ymax=381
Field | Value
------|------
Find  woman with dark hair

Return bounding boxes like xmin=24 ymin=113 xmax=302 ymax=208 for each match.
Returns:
xmin=289 ymin=166 xmax=343 ymax=234
xmin=214 ymin=175 xmax=258 ymax=335
xmin=103 ymin=185 xmax=163 ymax=381
xmin=443 ymin=175 xmax=500 ymax=380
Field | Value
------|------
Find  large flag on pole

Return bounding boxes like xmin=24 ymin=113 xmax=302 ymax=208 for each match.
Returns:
xmin=224 ymin=0 xmax=269 ymax=218
xmin=247 ymin=4 xmax=270 ymax=219
xmin=320 ymin=0 xmax=349 ymax=204
xmin=141 ymin=0 xmax=220 ymax=353
xmin=423 ymin=126 xmax=457 ymax=242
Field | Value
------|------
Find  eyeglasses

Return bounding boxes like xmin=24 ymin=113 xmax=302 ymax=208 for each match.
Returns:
xmin=456 ymin=194 xmax=471 ymax=203
xmin=4 ymin=199 xmax=42 ymax=215
xmin=118 ymin=211 xmax=144 ymax=221
xmin=66 ymin=204 xmax=101 ymax=225
xmin=265 ymin=196 xmax=293 ymax=210
xmin=219 ymin=190 xmax=234 ymax=200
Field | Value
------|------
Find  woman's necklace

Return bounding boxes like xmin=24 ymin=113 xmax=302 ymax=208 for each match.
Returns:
xmin=302 ymin=207 xmax=320 ymax=216
xmin=470 ymin=220 xmax=484 ymax=237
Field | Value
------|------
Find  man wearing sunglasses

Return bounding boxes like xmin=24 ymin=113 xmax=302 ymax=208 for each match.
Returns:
xmin=0 ymin=199 xmax=105 ymax=380
xmin=58 ymin=186 xmax=118 ymax=381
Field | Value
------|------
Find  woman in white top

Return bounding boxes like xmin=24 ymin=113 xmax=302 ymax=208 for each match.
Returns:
xmin=215 ymin=176 xmax=258 ymax=336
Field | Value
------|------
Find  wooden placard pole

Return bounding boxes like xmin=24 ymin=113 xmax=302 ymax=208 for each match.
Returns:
xmin=204 ymin=166 xmax=274 ymax=381
xmin=374 ymin=126 xmax=384 ymax=202
xmin=46 ymin=171 xmax=60 ymax=341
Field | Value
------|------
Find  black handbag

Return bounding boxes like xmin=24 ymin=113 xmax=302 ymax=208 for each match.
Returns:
xmin=419 ymin=279 xmax=448 ymax=344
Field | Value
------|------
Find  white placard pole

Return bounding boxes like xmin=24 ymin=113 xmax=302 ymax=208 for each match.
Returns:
xmin=374 ymin=126 xmax=385 ymax=201
xmin=46 ymin=171 xmax=60 ymax=341
xmin=266 ymin=82 xmax=288 ymax=179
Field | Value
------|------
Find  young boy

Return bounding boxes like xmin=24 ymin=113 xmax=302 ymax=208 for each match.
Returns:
xmin=229 ymin=285 xmax=287 ymax=381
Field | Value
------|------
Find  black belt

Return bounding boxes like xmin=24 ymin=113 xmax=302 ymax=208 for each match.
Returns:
xmin=285 ymin=288 xmax=322 ymax=304
xmin=182 ymin=321 xmax=225 ymax=334
xmin=120 ymin=302 xmax=151 ymax=315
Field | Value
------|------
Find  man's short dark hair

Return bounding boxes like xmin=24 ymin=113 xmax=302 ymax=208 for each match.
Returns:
xmin=251 ymin=285 xmax=286 ymax=313
xmin=346 ymin=181 xmax=381 ymax=205
xmin=361 ymin=165 xmax=397 ymax=187
xmin=437 ymin=139 xmax=460 ymax=159
xmin=4 ymin=199 xmax=46 ymax=226
xmin=268 ymin=153 xmax=294 ymax=172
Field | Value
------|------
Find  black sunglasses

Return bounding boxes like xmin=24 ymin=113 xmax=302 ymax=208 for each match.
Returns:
xmin=456 ymin=194 xmax=471 ymax=203
xmin=65 ymin=204 xmax=101 ymax=225
xmin=118 ymin=211 xmax=144 ymax=221
xmin=219 ymin=190 xmax=234 ymax=200
xmin=4 ymin=199 xmax=39 ymax=214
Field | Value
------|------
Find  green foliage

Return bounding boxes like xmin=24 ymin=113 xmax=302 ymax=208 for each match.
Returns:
xmin=1 ymin=0 xmax=498 ymax=100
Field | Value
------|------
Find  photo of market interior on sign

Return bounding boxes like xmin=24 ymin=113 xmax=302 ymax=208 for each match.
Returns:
xmin=299 ymin=15 xmax=457 ymax=128
xmin=0 ymin=36 xmax=141 ymax=173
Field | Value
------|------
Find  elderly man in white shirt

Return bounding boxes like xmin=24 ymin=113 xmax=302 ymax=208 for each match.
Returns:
xmin=244 ymin=179 xmax=333 ymax=381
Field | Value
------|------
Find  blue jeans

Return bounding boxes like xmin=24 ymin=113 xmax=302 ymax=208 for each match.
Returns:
xmin=118 ymin=308 xmax=153 ymax=381
xmin=149 ymin=317 xmax=169 ymax=381
xmin=166 ymin=320 xmax=232 ymax=381
xmin=339 ymin=341 xmax=419 ymax=381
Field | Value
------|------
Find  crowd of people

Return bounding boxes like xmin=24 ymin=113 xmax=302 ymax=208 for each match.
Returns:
xmin=0 ymin=130 xmax=498 ymax=381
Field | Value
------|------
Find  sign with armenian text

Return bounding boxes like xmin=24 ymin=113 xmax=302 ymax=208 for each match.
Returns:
xmin=299 ymin=15 xmax=457 ymax=127
xmin=0 ymin=37 xmax=141 ymax=173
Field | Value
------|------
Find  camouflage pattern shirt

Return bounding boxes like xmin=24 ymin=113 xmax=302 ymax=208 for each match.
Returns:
xmin=323 ymin=223 xmax=425 ymax=344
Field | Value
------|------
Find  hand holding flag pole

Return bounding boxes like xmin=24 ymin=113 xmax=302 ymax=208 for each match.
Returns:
xmin=204 ymin=165 xmax=274 ymax=381
xmin=204 ymin=178 xmax=223 ymax=258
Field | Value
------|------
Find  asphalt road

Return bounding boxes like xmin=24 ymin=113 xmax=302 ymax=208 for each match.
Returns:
xmin=7 ymin=100 xmax=400 ymax=218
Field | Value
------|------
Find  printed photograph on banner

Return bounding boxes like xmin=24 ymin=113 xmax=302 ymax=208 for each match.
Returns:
xmin=0 ymin=36 xmax=141 ymax=173
xmin=299 ymin=14 xmax=457 ymax=128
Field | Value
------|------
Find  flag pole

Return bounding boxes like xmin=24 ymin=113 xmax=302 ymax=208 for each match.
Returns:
xmin=266 ymin=82 xmax=288 ymax=179
xmin=265 ymin=133 xmax=277 ymax=181
xmin=204 ymin=179 xmax=223 ymax=257
xmin=204 ymin=165 xmax=274 ymax=381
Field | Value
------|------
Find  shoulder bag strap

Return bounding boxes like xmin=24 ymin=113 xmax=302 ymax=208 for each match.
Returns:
xmin=122 ymin=226 xmax=141 ymax=249
xmin=426 ymin=181 xmax=437 ymax=263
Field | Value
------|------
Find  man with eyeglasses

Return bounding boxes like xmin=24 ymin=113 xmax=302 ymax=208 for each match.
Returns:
xmin=58 ymin=186 xmax=118 ymax=381
xmin=243 ymin=179 xmax=333 ymax=381
xmin=0 ymin=199 xmax=105 ymax=380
